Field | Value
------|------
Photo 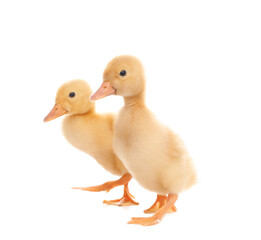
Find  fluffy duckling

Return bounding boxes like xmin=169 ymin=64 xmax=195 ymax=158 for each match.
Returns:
xmin=44 ymin=80 xmax=138 ymax=206
xmin=90 ymin=56 xmax=196 ymax=226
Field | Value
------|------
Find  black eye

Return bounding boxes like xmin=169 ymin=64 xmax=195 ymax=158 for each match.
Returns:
xmin=69 ymin=92 xmax=76 ymax=98
xmin=119 ymin=70 xmax=127 ymax=77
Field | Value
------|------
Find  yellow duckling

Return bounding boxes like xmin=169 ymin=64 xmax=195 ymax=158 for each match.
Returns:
xmin=44 ymin=79 xmax=138 ymax=206
xmin=91 ymin=56 xmax=196 ymax=226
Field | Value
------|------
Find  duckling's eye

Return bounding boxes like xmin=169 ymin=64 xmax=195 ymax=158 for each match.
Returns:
xmin=69 ymin=92 xmax=76 ymax=98
xmin=119 ymin=70 xmax=127 ymax=77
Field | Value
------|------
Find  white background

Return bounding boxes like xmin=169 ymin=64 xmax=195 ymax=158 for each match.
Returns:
xmin=0 ymin=0 xmax=261 ymax=239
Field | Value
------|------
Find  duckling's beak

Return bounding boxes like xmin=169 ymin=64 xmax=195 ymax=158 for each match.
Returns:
xmin=90 ymin=81 xmax=116 ymax=101
xmin=44 ymin=104 xmax=68 ymax=122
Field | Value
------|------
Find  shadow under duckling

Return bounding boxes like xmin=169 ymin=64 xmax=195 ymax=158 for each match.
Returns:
xmin=44 ymin=79 xmax=138 ymax=206
xmin=91 ymin=56 xmax=196 ymax=226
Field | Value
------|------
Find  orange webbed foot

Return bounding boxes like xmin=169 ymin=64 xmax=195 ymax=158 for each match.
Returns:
xmin=103 ymin=183 xmax=139 ymax=206
xmin=144 ymin=194 xmax=177 ymax=214
xmin=128 ymin=216 xmax=162 ymax=226
xmin=72 ymin=182 xmax=115 ymax=192
xmin=72 ymin=173 xmax=132 ymax=192
xmin=128 ymin=193 xmax=178 ymax=226
xmin=103 ymin=196 xmax=139 ymax=206
xmin=72 ymin=173 xmax=139 ymax=206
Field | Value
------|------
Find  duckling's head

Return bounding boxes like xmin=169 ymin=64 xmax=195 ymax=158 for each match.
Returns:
xmin=44 ymin=80 xmax=95 ymax=122
xmin=90 ymin=55 xmax=145 ymax=100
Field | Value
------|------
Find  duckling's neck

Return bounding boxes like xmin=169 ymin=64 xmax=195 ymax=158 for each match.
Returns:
xmin=70 ymin=107 xmax=96 ymax=118
xmin=124 ymin=92 xmax=145 ymax=108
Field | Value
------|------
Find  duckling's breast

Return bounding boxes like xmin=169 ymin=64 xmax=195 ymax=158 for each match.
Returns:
xmin=114 ymin=106 xmax=196 ymax=194
xmin=62 ymin=115 xmax=126 ymax=176
xmin=113 ymin=107 xmax=169 ymax=193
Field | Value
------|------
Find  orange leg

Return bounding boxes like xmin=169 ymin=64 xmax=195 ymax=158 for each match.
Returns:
xmin=72 ymin=173 xmax=138 ymax=206
xmin=144 ymin=194 xmax=177 ymax=214
xmin=128 ymin=193 xmax=178 ymax=226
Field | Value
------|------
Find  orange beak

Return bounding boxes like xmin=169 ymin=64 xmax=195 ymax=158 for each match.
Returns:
xmin=44 ymin=104 xmax=68 ymax=122
xmin=90 ymin=81 xmax=116 ymax=101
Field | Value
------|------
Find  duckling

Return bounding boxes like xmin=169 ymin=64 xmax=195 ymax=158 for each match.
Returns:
xmin=90 ymin=56 xmax=196 ymax=226
xmin=44 ymin=80 xmax=138 ymax=206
